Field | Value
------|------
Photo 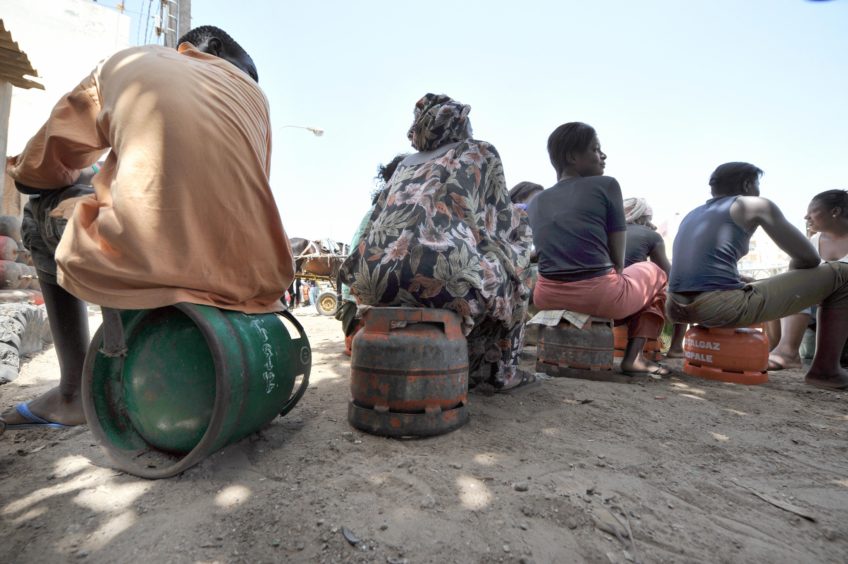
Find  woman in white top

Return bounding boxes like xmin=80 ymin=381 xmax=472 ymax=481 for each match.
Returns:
xmin=769 ymin=189 xmax=848 ymax=370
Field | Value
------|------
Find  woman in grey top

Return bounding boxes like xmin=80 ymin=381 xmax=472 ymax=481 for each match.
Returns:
xmin=528 ymin=122 xmax=670 ymax=377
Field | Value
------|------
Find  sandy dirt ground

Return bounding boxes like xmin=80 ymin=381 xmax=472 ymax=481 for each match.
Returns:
xmin=0 ymin=306 xmax=846 ymax=564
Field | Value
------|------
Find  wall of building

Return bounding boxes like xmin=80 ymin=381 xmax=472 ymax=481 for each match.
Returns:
xmin=3 ymin=0 xmax=129 ymax=214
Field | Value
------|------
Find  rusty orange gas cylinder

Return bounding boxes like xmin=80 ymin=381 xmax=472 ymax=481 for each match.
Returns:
xmin=683 ymin=325 xmax=768 ymax=385
xmin=536 ymin=317 xmax=614 ymax=377
xmin=0 ymin=260 xmax=25 ymax=289
xmin=613 ymin=325 xmax=662 ymax=360
xmin=0 ymin=236 xmax=18 ymax=262
xmin=349 ymin=307 xmax=469 ymax=437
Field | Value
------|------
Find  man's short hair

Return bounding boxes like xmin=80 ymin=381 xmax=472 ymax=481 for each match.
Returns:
xmin=708 ymin=162 xmax=763 ymax=196
xmin=178 ymin=25 xmax=258 ymax=82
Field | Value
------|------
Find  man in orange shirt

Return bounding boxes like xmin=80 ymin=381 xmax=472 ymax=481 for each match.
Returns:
xmin=1 ymin=26 xmax=295 ymax=433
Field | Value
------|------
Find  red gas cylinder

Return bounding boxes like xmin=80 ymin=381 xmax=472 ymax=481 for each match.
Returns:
xmin=349 ymin=307 xmax=469 ymax=437
xmin=0 ymin=216 xmax=21 ymax=242
xmin=613 ymin=325 xmax=662 ymax=361
xmin=0 ymin=260 xmax=25 ymax=289
xmin=683 ymin=325 xmax=768 ymax=385
xmin=0 ymin=236 xmax=18 ymax=262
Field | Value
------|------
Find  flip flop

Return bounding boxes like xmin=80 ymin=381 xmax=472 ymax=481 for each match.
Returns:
xmin=3 ymin=402 xmax=73 ymax=431
xmin=767 ymin=358 xmax=785 ymax=371
xmin=767 ymin=357 xmax=802 ymax=371
xmin=497 ymin=370 xmax=543 ymax=394
xmin=621 ymin=363 xmax=671 ymax=378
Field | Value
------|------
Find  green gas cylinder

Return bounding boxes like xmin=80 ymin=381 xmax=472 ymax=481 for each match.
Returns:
xmin=82 ymin=304 xmax=310 ymax=479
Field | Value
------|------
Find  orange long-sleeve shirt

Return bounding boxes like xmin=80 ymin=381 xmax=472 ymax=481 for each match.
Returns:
xmin=7 ymin=44 xmax=294 ymax=314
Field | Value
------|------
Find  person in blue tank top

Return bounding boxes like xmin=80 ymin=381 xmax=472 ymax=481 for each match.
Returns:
xmin=667 ymin=162 xmax=848 ymax=389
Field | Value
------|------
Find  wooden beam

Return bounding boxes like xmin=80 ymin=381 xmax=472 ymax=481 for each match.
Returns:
xmin=0 ymin=75 xmax=43 ymax=90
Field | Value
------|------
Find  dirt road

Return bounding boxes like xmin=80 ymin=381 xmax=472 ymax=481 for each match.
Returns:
xmin=1 ymin=308 xmax=846 ymax=563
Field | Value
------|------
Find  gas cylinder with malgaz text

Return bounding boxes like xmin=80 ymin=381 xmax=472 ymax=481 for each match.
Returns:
xmin=682 ymin=325 xmax=768 ymax=385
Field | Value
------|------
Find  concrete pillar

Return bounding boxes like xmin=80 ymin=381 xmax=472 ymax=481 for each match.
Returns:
xmin=0 ymin=81 xmax=11 ymax=166
xmin=0 ymin=81 xmax=21 ymax=216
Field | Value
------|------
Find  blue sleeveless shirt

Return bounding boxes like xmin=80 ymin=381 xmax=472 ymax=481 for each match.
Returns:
xmin=668 ymin=196 xmax=752 ymax=292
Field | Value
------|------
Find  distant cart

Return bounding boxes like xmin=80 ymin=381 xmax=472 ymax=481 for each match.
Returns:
xmin=293 ymin=242 xmax=347 ymax=316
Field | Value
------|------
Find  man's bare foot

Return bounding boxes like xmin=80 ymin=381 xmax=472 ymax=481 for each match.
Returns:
xmin=1 ymin=386 xmax=86 ymax=427
xmin=665 ymin=348 xmax=685 ymax=359
xmin=768 ymin=351 xmax=803 ymax=371
xmin=805 ymin=369 xmax=848 ymax=390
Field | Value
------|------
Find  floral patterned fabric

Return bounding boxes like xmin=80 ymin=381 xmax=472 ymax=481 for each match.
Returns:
xmin=407 ymin=93 xmax=472 ymax=152
xmin=340 ymin=109 xmax=533 ymax=387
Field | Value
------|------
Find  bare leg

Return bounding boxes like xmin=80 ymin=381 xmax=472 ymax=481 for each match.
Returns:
xmin=620 ymin=337 xmax=670 ymax=375
xmin=666 ymin=323 xmax=688 ymax=358
xmin=805 ymin=308 xmax=848 ymax=389
xmin=765 ymin=319 xmax=782 ymax=350
xmin=767 ymin=313 xmax=809 ymax=370
xmin=1 ymin=279 xmax=89 ymax=426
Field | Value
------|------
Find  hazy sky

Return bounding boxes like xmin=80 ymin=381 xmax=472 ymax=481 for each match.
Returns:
xmin=122 ymin=0 xmax=846 ymax=241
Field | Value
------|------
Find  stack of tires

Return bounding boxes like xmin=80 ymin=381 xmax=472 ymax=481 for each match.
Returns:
xmin=0 ymin=303 xmax=52 ymax=383
xmin=0 ymin=216 xmax=51 ymax=383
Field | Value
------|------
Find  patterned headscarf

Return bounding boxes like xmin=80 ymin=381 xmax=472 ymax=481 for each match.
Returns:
xmin=623 ymin=197 xmax=653 ymax=224
xmin=407 ymin=93 xmax=472 ymax=152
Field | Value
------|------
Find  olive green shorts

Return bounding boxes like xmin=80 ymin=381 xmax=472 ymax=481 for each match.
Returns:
xmin=667 ymin=262 xmax=848 ymax=328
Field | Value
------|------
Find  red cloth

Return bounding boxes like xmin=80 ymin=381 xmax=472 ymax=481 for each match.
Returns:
xmin=534 ymin=262 xmax=667 ymax=339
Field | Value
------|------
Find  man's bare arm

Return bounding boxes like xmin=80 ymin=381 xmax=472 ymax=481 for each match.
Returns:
xmin=730 ymin=196 xmax=819 ymax=269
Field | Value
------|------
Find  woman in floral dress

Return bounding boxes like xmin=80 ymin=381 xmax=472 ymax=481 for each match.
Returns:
xmin=339 ymin=93 xmax=535 ymax=391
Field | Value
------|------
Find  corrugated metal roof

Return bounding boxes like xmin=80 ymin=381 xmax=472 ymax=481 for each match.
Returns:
xmin=0 ymin=19 xmax=44 ymax=90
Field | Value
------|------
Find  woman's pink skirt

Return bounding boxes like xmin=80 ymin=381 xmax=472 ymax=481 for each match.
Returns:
xmin=534 ymin=262 xmax=667 ymax=339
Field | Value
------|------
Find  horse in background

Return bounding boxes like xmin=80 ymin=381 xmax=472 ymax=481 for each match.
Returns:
xmin=289 ymin=237 xmax=349 ymax=279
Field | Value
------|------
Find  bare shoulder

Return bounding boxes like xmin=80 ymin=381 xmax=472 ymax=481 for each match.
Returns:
xmin=733 ymin=195 xmax=781 ymax=216
xmin=731 ymin=195 xmax=793 ymax=234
